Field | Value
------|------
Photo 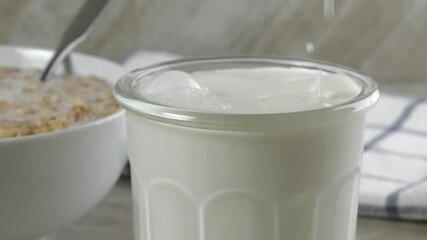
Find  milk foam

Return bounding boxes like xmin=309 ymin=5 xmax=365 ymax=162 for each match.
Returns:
xmin=136 ymin=67 xmax=361 ymax=113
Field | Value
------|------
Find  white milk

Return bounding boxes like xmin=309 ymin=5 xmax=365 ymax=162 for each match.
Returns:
xmin=116 ymin=60 xmax=378 ymax=240
xmin=136 ymin=68 xmax=361 ymax=113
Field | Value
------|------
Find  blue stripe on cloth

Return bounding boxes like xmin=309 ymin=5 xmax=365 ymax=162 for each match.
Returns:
xmin=371 ymin=148 xmax=427 ymax=163
xmin=364 ymin=98 xmax=425 ymax=151
xmin=358 ymin=204 xmax=389 ymax=216
xmin=359 ymin=204 xmax=427 ymax=218
xmin=385 ymin=175 xmax=427 ymax=219
xmin=362 ymin=173 xmax=408 ymax=184
xmin=366 ymin=124 xmax=427 ymax=137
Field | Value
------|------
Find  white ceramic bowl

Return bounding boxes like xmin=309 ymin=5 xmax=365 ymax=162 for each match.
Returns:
xmin=0 ymin=46 xmax=127 ymax=240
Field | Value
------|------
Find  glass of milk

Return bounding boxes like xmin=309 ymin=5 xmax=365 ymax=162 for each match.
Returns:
xmin=114 ymin=57 xmax=379 ymax=240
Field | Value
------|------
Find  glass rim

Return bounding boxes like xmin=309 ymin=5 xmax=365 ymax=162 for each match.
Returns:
xmin=114 ymin=57 xmax=379 ymax=129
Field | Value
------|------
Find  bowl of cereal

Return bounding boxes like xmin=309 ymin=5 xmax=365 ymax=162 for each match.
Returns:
xmin=0 ymin=46 xmax=127 ymax=240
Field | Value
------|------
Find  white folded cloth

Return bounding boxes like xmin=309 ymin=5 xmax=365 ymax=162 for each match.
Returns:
xmin=123 ymin=51 xmax=427 ymax=221
xmin=360 ymin=94 xmax=427 ymax=220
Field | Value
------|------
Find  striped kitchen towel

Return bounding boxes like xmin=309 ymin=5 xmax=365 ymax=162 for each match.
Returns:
xmin=122 ymin=51 xmax=427 ymax=221
xmin=360 ymin=94 xmax=427 ymax=221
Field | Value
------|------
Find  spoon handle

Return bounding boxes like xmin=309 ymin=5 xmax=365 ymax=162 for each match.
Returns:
xmin=40 ymin=0 xmax=111 ymax=82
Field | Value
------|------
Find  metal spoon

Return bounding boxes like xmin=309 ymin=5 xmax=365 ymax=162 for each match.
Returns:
xmin=40 ymin=0 xmax=111 ymax=82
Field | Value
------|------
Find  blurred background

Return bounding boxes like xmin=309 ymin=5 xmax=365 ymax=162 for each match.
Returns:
xmin=1 ymin=0 xmax=426 ymax=91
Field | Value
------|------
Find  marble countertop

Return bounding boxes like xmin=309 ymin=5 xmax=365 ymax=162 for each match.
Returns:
xmin=52 ymin=177 xmax=427 ymax=240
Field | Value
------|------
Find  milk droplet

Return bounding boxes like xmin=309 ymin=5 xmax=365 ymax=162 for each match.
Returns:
xmin=324 ymin=0 xmax=335 ymax=19
xmin=306 ymin=42 xmax=315 ymax=53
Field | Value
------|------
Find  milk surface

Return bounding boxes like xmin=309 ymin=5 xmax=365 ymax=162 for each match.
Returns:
xmin=137 ymin=67 xmax=361 ymax=113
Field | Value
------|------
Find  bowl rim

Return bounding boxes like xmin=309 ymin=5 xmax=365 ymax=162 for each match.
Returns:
xmin=0 ymin=45 xmax=125 ymax=143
